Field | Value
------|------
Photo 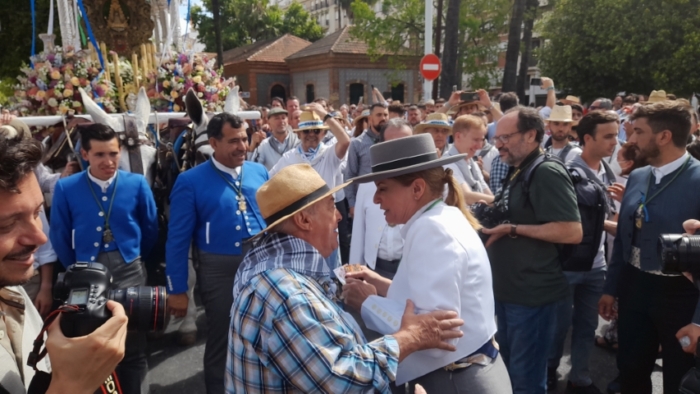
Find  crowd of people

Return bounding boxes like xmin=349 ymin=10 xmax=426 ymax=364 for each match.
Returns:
xmin=2 ymin=76 xmax=700 ymax=394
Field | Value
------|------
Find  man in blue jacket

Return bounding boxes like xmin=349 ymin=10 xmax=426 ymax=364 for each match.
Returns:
xmin=166 ymin=112 xmax=269 ymax=394
xmin=50 ymin=123 xmax=158 ymax=394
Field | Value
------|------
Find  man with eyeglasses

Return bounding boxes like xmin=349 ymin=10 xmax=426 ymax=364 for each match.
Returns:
xmin=270 ymin=104 xmax=351 ymax=267
xmin=545 ymin=105 xmax=582 ymax=162
xmin=480 ymin=106 xmax=582 ymax=394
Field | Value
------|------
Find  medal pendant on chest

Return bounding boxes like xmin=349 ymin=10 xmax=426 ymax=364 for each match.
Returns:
xmin=103 ymin=227 xmax=114 ymax=243
xmin=635 ymin=205 xmax=644 ymax=229
xmin=238 ymin=198 xmax=247 ymax=212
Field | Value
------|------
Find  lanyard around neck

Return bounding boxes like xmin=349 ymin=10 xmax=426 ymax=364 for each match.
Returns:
xmin=86 ymin=172 xmax=119 ymax=230
xmin=210 ymin=159 xmax=244 ymax=197
xmin=638 ymin=155 xmax=690 ymax=222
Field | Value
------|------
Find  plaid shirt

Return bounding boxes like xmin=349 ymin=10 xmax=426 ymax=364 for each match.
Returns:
xmin=489 ymin=155 xmax=510 ymax=194
xmin=226 ymin=234 xmax=400 ymax=393
xmin=345 ymin=129 xmax=381 ymax=207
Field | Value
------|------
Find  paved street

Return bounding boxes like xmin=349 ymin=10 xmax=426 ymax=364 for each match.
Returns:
xmin=147 ymin=297 xmax=663 ymax=393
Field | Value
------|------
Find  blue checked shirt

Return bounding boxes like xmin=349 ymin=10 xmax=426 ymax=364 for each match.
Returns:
xmin=489 ymin=155 xmax=510 ymax=194
xmin=226 ymin=268 xmax=400 ymax=393
xmin=345 ymin=129 xmax=381 ymax=207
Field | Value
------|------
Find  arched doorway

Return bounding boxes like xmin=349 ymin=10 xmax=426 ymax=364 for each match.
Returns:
xmin=270 ymin=84 xmax=286 ymax=102
xmin=349 ymin=83 xmax=364 ymax=105
xmin=391 ymin=83 xmax=405 ymax=103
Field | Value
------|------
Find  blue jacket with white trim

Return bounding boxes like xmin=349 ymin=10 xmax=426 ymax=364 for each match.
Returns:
xmin=50 ymin=170 xmax=158 ymax=267
xmin=165 ymin=159 xmax=269 ymax=294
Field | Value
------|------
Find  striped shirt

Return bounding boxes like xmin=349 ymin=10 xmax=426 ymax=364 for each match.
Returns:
xmin=345 ymin=129 xmax=381 ymax=207
xmin=225 ymin=267 xmax=400 ymax=393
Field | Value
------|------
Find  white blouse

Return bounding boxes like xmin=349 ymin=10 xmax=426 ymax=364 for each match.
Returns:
xmin=361 ymin=200 xmax=497 ymax=385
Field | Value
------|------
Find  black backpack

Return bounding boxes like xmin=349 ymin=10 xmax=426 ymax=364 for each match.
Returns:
xmin=522 ymin=154 xmax=613 ymax=271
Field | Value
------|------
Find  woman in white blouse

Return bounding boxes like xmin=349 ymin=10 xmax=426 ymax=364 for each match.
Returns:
xmin=343 ymin=134 xmax=511 ymax=394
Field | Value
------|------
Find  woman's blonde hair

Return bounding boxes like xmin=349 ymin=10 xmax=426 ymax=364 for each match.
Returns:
xmin=391 ymin=167 xmax=481 ymax=230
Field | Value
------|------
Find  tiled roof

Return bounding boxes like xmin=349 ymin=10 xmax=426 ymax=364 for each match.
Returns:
xmin=286 ymin=26 xmax=375 ymax=60
xmin=222 ymin=34 xmax=312 ymax=64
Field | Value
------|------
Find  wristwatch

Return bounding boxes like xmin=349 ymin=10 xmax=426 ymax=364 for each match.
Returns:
xmin=323 ymin=113 xmax=333 ymax=123
xmin=509 ymin=224 xmax=518 ymax=238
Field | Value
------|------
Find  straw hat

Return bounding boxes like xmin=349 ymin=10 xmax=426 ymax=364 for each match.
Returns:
xmin=350 ymin=134 xmax=465 ymax=184
xmin=645 ymin=90 xmax=668 ymax=104
xmin=294 ymin=111 xmax=330 ymax=132
xmin=354 ymin=109 xmax=370 ymax=126
xmin=256 ymin=163 xmax=350 ymax=234
xmin=448 ymin=99 xmax=485 ymax=115
xmin=414 ymin=113 xmax=453 ymax=134
xmin=561 ymin=95 xmax=581 ymax=105
xmin=547 ymin=105 xmax=573 ymax=123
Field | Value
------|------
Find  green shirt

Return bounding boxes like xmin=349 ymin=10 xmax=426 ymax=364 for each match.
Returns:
xmin=487 ymin=154 xmax=580 ymax=307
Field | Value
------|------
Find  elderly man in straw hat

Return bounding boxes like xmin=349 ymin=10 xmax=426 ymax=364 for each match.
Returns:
xmin=226 ymin=164 xmax=465 ymax=393
xmin=415 ymin=113 xmax=453 ymax=157
xmin=271 ymin=103 xmax=351 ymax=266
xmin=544 ymin=105 xmax=583 ymax=162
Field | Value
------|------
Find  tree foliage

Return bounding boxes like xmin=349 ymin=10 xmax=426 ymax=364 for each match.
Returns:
xmin=0 ymin=0 xmax=54 ymax=79
xmin=539 ymin=0 xmax=700 ymax=100
xmin=350 ymin=0 xmax=509 ymax=94
xmin=191 ymin=0 xmax=324 ymax=52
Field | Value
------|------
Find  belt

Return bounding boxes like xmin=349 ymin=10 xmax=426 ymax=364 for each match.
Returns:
xmin=444 ymin=337 xmax=499 ymax=372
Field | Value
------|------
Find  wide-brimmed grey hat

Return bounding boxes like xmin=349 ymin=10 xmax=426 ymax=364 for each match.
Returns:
xmin=351 ymin=134 xmax=467 ymax=184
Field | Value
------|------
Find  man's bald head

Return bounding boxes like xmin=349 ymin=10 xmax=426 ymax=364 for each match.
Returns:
xmin=380 ymin=118 xmax=413 ymax=142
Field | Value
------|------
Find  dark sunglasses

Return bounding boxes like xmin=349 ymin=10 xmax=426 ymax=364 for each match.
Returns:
xmin=302 ymin=129 xmax=323 ymax=135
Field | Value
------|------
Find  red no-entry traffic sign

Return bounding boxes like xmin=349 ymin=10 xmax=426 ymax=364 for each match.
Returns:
xmin=420 ymin=54 xmax=441 ymax=81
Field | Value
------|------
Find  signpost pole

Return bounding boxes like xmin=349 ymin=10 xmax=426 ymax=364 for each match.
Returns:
xmin=423 ymin=0 xmax=433 ymax=102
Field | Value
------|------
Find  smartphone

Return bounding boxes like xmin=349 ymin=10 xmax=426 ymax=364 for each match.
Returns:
xmin=530 ymin=77 xmax=542 ymax=86
xmin=460 ymin=92 xmax=479 ymax=102
xmin=371 ymin=84 xmax=375 ymax=90
xmin=358 ymin=96 xmax=363 ymax=106
xmin=452 ymin=85 xmax=457 ymax=92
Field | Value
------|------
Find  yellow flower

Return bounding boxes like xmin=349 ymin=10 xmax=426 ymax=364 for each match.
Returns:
xmin=170 ymin=90 xmax=179 ymax=99
xmin=195 ymin=65 xmax=204 ymax=72
xmin=192 ymin=76 xmax=202 ymax=84
xmin=70 ymin=77 xmax=80 ymax=86
xmin=35 ymin=90 xmax=46 ymax=100
xmin=63 ymin=89 xmax=73 ymax=98
xmin=163 ymin=80 xmax=171 ymax=88
xmin=173 ymin=104 xmax=180 ymax=112
xmin=50 ymin=70 xmax=61 ymax=80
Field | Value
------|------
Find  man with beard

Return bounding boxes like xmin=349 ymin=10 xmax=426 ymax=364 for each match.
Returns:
xmin=271 ymin=104 xmax=351 ymax=267
xmin=407 ymin=105 xmax=422 ymax=127
xmin=250 ymin=107 xmax=299 ymax=170
xmin=481 ymin=106 xmax=582 ymax=393
xmin=599 ymin=101 xmax=700 ymax=394
xmin=345 ymin=103 xmax=388 ymax=216
xmin=0 ymin=135 xmax=127 ymax=394
xmin=545 ymin=105 xmax=582 ymax=162
xmin=166 ymin=113 xmax=269 ymax=394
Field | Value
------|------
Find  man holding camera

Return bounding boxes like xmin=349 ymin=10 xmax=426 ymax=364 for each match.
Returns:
xmin=599 ymin=101 xmax=700 ymax=394
xmin=50 ymin=124 xmax=158 ymax=394
xmin=0 ymin=135 xmax=127 ymax=394
xmin=481 ymin=106 xmax=583 ymax=393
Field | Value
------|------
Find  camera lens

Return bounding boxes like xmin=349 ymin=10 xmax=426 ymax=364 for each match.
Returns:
xmin=658 ymin=234 xmax=700 ymax=274
xmin=109 ymin=286 xmax=167 ymax=332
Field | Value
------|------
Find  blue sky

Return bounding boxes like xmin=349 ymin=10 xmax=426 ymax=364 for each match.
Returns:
xmin=180 ymin=0 xmax=203 ymax=19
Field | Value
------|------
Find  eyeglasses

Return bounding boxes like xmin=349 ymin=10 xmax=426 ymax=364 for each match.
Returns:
xmin=302 ymin=129 xmax=323 ymax=135
xmin=494 ymin=130 xmax=521 ymax=144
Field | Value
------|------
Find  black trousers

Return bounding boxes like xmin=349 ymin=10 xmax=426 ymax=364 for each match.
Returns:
xmin=336 ymin=199 xmax=351 ymax=265
xmin=617 ymin=263 xmax=698 ymax=394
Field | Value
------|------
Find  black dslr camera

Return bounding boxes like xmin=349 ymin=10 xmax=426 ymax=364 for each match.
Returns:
xmin=472 ymin=202 xmax=509 ymax=243
xmin=658 ymin=234 xmax=700 ymax=275
xmin=54 ymin=263 xmax=167 ymax=337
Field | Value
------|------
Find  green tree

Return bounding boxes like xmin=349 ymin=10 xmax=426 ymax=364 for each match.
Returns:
xmin=0 ymin=0 xmax=54 ymax=79
xmin=191 ymin=0 xmax=323 ymax=53
xmin=539 ymin=0 xmax=700 ymax=100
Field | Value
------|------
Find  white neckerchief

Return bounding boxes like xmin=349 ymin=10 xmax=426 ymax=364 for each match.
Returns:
xmin=87 ymin=167 xmax=117 ymax=193
xmin=651 ymin=152 xmax=688 ymax=185
xmin=212 ymin=155 xmax=242 ymax=179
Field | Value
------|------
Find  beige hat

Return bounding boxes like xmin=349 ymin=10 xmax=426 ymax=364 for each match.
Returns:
xmin=562 ymin=95 xmax=581 ymax=105
xmin=547 ymin=105 xmax=573 ymax=123
xmin=353 ymin=109 xmax=370 ymax=126
xmin=294 ymin=111 xmax=330 ymax=132
xmin=448 ymin=100 xmax=485 ymax=115
xmin=646 ymin=90 xmax=668 ymax=104
xmin=414 ymin=113 xmax=453 ymax=134
xmin=255 ymin=163 xmax=350 ymax=234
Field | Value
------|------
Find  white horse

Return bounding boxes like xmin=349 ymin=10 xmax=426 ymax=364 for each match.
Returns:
xmin=79 ymin=87 xmax=158 ymax=186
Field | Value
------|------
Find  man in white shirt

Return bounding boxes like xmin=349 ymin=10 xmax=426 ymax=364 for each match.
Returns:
xmin=444 ymin=115 xmax=495 ymax=205
xmin=271 ymin=104 xmax=351 ymax=267
xmin=545 ymin=105 xmax=582 ymax=162
xmin=349 ymin=118 xmax=412 ymax=280
xmin=547 ymin=111 xmax=620 ymax=393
